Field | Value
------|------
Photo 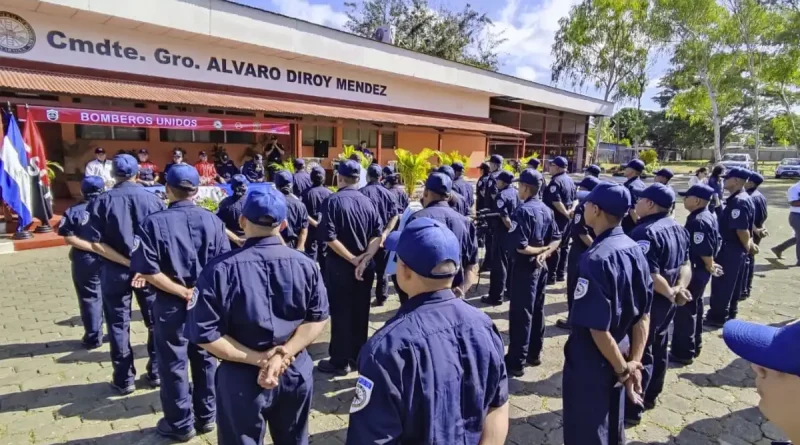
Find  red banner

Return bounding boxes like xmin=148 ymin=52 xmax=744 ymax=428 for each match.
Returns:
xmin=19 ymin=105 xmax=290 ymax=134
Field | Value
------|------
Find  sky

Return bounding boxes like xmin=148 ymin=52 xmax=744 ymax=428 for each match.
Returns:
xmin=231 ymin=0 xmax=667 ymax=111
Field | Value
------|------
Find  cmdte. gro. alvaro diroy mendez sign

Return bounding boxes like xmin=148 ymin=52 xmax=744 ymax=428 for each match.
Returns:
xmin=43 ymin=30 xmax=389 ymax=97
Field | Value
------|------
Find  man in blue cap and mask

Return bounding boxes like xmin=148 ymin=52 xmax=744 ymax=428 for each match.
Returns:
xmin=451 ymin=161 xmax=475 ymax=209
xmin=482 ymin=169 xmax=519 ymax=306
xmin=217 ymin=174 xmax=248 ymax=249
xmin=347 ymin=217 xmax=509 ymax=445
xmin=437 ymin=164 xmax=470 ymax=216
xmin=562 ymin=182 xmax=653 ymax=445
xmin=624 ymin=183 xmax=691 ymax=425
xmin=505 ymin=169 xmax=561 ymax=375
xmin=585 ymin=164 xmax=601 ymax=178
xmin=187 ymin=188 xmax=329 ymax=445
xmin=671 ymin=184 xmax=722 ymax=365
xmin=653 ymin=168 xmax=674 ymax=185
xmin=131 ymin=164 xmax=229 ymax=441
xmin=274 ymin=170 xmax=309 ymax=250
xmin=706 ymin=167 xmax=756 ymax=327
xmin=292 ymin=159 xmax=312 ymax=197
xmin=86 ymin=154 xmax=166 ymax=394
xmin=621 ymin=159 xmax=646 ymax=234
xmin=482 ymin=155 xmax=505 ymax=272
xmin=317 ymin=160 xmax=384 ymax=376
xmin=58 ymin=176 xmax=106 ymax=349
xmin=361 ymin=164 xmax=401 ymax=307
xmin=742 ymin=171 xmax=768 ymax=301
xmin=543 ymin=156 xmax=577 ymax=285
xmin=301 ymin=166 xmax=333 ymax=267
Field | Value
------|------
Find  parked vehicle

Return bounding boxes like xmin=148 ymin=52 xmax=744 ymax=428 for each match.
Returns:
xmin=775 ymin=158 xmax=800 ymax=179
xmin=719 ymin=153 xmax=754 ymax=170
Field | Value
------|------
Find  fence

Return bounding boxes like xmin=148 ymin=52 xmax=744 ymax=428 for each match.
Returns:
xmin=684 ymin=147 xmax=800 ymax=162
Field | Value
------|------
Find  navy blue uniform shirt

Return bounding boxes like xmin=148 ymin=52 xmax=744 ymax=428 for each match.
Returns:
xmin=293 ymin=171 xmax=313 ymax=197
xmin=749 ymin=190 xmax=768 ymax=229
xmin=508 ymin=196 xmax=562 ymax=254
xmin=347 ymin=289 xmax=508 ymax=445
xmin=630 ymin=213 xmax=690 ymax=288
xmin=450 ymin=190 xmax=471 ymax=216
xmin=302 ymin=185 xmax=334 ymax=224
xmin=215 ymin=161 xmax=239 ymax=183
xmin=543 ymin=172 xmax=577 ymax=227
xmin=707 ymin=176 xmax=724 ymax=212
xmin=685 ymin=208 xmax=721 ymax=266
xmin=59 ymin=201 xmax=100 ymax=263
xmin=571 ymin=199 xmax=595 ymax=248
xmin=388 ymin=184 xmax=409 ymax=212
xmin=217 ymin=194 xmax=246 ymax=237
xmin=320 ymin=186 xmax=383 ymax=257
xmin=282 ymin=194 xmax=310 ymax=247
xmin=86 ymin=182 xmax=166 ymax=258
xmin=361 ymin=181 xmax=400 ymax=227
xmin=453 ymin=177 xmax=475 ymax=209
xmin=720 ymin=190 xmax=755 ymax=243
xmin=494 ymin=186 xmax=520 ymax=227
xmin=241 ymin=160 xmax=265 ymax=182
xmin=131 ymin=200 xmax=230 ymax=287
xmin=476 ymin=175 xmax=489 ymax=210
xmin=484 ymin=171 xmax=501 ymax=209
xmin=624 ymin=177 xmax=646 ymax=206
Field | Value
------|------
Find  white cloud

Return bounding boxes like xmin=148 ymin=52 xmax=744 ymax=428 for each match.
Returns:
xmin=269 ymin=0 xmax=348 ymax=29
xmin=514 ymin=65 xmax=540 ymax=82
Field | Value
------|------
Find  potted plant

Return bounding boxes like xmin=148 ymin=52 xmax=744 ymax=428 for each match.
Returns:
xmin=394 ymin=148 xmax=435 ymax=196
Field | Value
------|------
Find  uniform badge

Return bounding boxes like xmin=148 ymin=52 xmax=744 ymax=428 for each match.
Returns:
xmin=509 ymin=222 xmax=518 ymax=233
xmin=732 ymin=209 xmax=741 ymax=219
xmin=80 ymin=211 xmax=90 ymax=226
xmin=187 ymin=288 xmax=199 ymax=310
xmin=550 ymin=185 xmax=557 ymax=193
xmin=350 ymin=375 xmax=374 ymax=414
xmin=638 ymin=240 xmax=650 ymax=254
xmin=59 ymin=217 xmax=67 ymax=228
xmin=132 ymin=235 xmax=141 ymax=252
xmin=575 ymin=278 xmax=589 ymax=300
xmin=496 ymin=199 xmax=504 ymax=209
xmin=693 ymin=232 xmax=704 ymax=244
xmin=574 ymin=214 xmax=581 ymax=224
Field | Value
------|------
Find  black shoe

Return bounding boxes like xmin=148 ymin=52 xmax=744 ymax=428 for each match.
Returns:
xmin=316 ymin=359 xmax=350 ymax=376
xmin=738 ymin=294 xmax=749 ymax=302
xmin=508 ymin=367 xmax=524 ymax=377
xmin=546 ymin=279 xmax=556 ymax=286
xmin=555 ymin=319 xmax=571 ymax=330
xmin=624 ymin=418 xmax=641 ymax=428
xmin=669 ymin=353 xmax=694 ymax=366
xmin=644 ymin=399 xmax=656 ymax=410
xmin=196 ymin=421 xmax=216 ymax=434
xmin=480 ymin=296 xmax=503 ymax=307
xmin=526 ymin=358 xmax=542 ymax=367
xmin=556 ymin=276 xmax=566 ymax=283
xmin=372 ymin=298 xmax=386 ymax=307
xmin=694 ymin=347 xmax=703 ymax=358
xmin=109 ymin=382 xmax=135 ymax=396
xmin=156 ymin=418 xmax=196 ymax=442
xmin=771 ymin=247 xmax=783 ymax=259
xmin=145 ymin=374 xmax=161 ymax=388
xmin=704 ymin=318 xmax=725 ymax=328
xmin=81 ymin=340 xmax=102 ymax=350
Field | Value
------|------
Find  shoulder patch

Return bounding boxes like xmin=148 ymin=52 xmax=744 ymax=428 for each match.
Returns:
xmin=731 ymin=209 xmax=741 ymax=219
xmin=496 ymin=199 xmax=504 ymax=209
xmin=80 ymin=211 xmax=90 ymax=226
xmin=132 ymin=235 xmax=141 ymax=252
xmin=59 ymin=217 xmax=67 ymax=228
xmin=638 ymin=240 xmax=650 ymax=254
xmin=509 ymin=221 xmax=518 ymax=233
xmin=350 ymin=375 xmax=374 ymax=414
xmin=693 ymin=232 xmax=705 ymax=245
xmin=575 ymin=278 xmax=589 ymax=300
xmin=187 ymin=288 xmax=199 ymax=310
xmin=550 ymin=185 xmax=557 ymax=193
xmin=574 ymin=213 xmax=581 ymax=224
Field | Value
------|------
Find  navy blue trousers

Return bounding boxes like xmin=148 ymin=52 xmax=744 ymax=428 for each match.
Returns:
xmin=373 ymin=248 xmax=390 ymax=302
xmin=70 ymin=256 xmax=104 ymax=347
xmin=153 ymin=294 xmax=216 ymax=433
xmin=488 ymin=230 xmax=511 ymax=301
xmin=547 ymin=222 xmax=571 ymax=281
xmin=101 ymin=262 xmax=158 ymax=388
xmin=708 ymin=243 xmax=748 ymax=322
xmin=563 ymin=362 xmax=624 ymax=445
xmin=672 ymin=266 xmax=711 ymax=360
xmin=326 ymin=255 xmax=374 ymax=368
xmin=565 ymin=243 xmax=589 ymax=318
xmin=217 ymin=354 xmax=313 ymax=445
xmin=742 ymin=234 xmax=762 ymax=298
xmin=506 ymin=258 xmax=548 ymax=369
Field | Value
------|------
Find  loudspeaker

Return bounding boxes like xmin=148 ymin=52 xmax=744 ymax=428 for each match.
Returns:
xmin=313 ymin=140 xmax=329 ymax=158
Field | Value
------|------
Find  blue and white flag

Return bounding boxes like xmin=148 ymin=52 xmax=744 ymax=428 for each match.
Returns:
xmin=0 ymin=114 xmax=33 ymax=231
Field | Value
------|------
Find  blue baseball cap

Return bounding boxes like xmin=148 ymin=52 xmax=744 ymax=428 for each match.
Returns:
xmin=437 ymin=165 xmax=455 ymax=180
xmin=451 ymin=161 xmax=464 ymax=173
xmin=385 ymin=173 xmax=399 ymax=184
xmin=112 ymin=154 xmax=139 ymax=178
xmin=367 ymin=163 xmax=383 ymax=178
xmin=242 ymin=188 xmax=287 ymax=227
xmin=382 ymin=165 xmax=395 ymax=176
xmin=748 ymin=171 xmax=764 ymax=185
xmin=338 ymin=160 xmax=361 ymax=178
xmin=550 ymin=156 xmax=568 ymax=169
xmin=724 ymin=319 xmax=800 ymax=376
xmin=425 ymin=172 xmax=452 ymax=195
xmin=585 ymin=164 xmax=601 ymax=176
xmin=626 ymin=159 xmax=645 ymax=173
xmin=497 ymin=170 xmax=515 ymax=184
xmin=527 ymin=158 xmax=541 ymax=169
xmin=685 ymin=184 xmax=714 ymax=201
xmin=166 ymin=164 xmax=200 ymax=190
xmin=311 ymin=166 xmax=326 ymax=181
xmin=274 ymin=170 xmax=294 ymax=189
xmin=724 ymin=167 xmax=751 ymax=180
xmin=578 ymin=176 xmax=601 ymax=191
xmin=489 ymin=154 xmax=503 ymax=164
xmin=384 ymin=217 xmax=461 ymax=279
xmin=586 ymin=182 xmax=631 ymax=218
xmin=293 ymin=158 xmax=305 ymax=168
xmin=654 ymin=168 xmax=674 ymax=180
xmin=639 ymin=183 xmax=675 ymax=209
xmin=519 ymin=168 xmax=543 ymax=186
xmin=81 ymin=176 xmax=105 ymax=196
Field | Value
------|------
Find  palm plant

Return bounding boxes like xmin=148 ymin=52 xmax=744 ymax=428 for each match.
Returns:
xmin=395 ymin=148 xmax=435 ymax=196
xmin=270 ymin=159 xmax=296 ymax=173
xmin=435 ymin=151 xmax=470 ymax=166
xmin=519 ymin=152 xmax=542 ymax=171
xmin=46 ymin=161 xmax=64 ymax=181
xmin=339 ymin=145 xmax=372 ymax=169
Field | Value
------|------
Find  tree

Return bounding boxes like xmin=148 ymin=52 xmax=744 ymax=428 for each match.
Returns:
xmin=612 ymin=108 xmax=648 ymax=146
xmin=645 ymin=110 xmax=714 ymax=154
xmin=762 ymin=1 xmax=800 ymax=145
xmin=551 ymin=0 xmax=655 ymax=161
xmin=344 ymin=0 xmax=502 ymax=70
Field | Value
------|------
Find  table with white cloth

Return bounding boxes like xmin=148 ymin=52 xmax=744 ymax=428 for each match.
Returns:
xmin=143 ymin=182 xmax=274 ymax=203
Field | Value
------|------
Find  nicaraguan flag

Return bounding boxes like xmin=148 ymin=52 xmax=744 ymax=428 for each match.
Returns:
xmin=0 ymin=113 xmax=33 ymax=231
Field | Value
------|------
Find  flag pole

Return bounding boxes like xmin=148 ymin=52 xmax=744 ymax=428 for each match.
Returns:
xmin=28 ymin=104 xmax=52 ymax=234
xmin=5 ymin=104 xmax=33 ymax=240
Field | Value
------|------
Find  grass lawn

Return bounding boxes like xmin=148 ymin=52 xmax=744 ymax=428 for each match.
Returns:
xmin=601 ymin=160 xmax=782 ymax=177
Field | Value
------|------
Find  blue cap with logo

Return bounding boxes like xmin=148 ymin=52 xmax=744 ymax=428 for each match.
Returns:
xmin=338 ymin=160 xmax=361 ymax=178
xmin=242 ymin=188 xmax=287 ymax=227
xmin=586 ymin=182 xmax=631 ymax=218
xmin=81 ymin=176 xmax=105 ymax=196
xmin=112 ymin=154 xmax=139 ymax=178
xmin=655 ymin=168 xmax=674 ymax=180
xmin=425 ymin=172 xmax=452 ymax=195
xmin=626 ymin=159 xmax=645 ymax=173
xmin=578 ymin=176 xmax=601 ymax=191
xmin=724 ymin=167 xmax=751 ymax=180
xmin=748 ymin=171 xmax=764 ymax=185
xmin=724 ymin=319 xmax=800 ymax=376
xmin=519 ymin=168 xmax=543 ymax=186
xmin=384 ymin=217 xmax=461 ymax=279
xmin=685 ymin=184 xmax=715 ymax=201
xmin=451 ymin=161 xmax=464 ymax=173
xmin=527 ymin=158 xmax=541 ymax=169
xmin=497 ymin=170 xmax=515 ymax=184
xmin=382 ymin=165 xmax=394 ymax=176
xmin=585 ymin=164 xmax=601 ymax=176
xmin=367 ymin=163 xmax=383 ymax=178
xmin=274 ymin=170 xmax=294 ymax=189
xmin=639 ymin=183 xmax=675 ymax=209
xmin=489 ymin=154 xmax=503 ymax=165
xmin=311 ymin=166 xmax=326 ymax=181
xmin=293 ymin=158 xmax=305 ymax=168
xmin=437 ymin=165 xmax=455 ymax=180
xmin=166 ymin=164 xmax=200 ymax=190
xmin=551 ymin=156 xmax=568 ymax=169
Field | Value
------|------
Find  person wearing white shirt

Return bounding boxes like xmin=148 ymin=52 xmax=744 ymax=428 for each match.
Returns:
xmin=688 ymin=167 xmax=708 ymax=187
xmin=385 ymin=199 xmax=423 ymax=302
xmin=771 ymin=179 xmax=800 ymax=265
xmin=84 ymin=147 xmax=114 ymax=189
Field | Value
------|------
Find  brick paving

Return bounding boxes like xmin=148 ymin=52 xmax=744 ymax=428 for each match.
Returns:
xmin=0 ymin=179 xmax=796 ymax=444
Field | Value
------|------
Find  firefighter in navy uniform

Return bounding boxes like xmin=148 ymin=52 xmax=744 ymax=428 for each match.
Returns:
xmin=131 ymin=164 xmax=229 ymax=441
xmin=742 ymin=172 xmax=768 ymax=301
xmin=543 ymin=156 xmax=577 ymax=284
xmin=481 ymin=170 xmax=519 ymax=306
xmin=216 ymin=174 xmax=248 ymax=249
xmin=301 ymin=166 xmax=333 ymax=265
xmin=621 ymin=159 xmax=646 ymax=235
xmin=274 ymin=170 xmax=309 ymax=250
xmin=85 ymin=154 xmax=166 ymax=394
xmin=481 ymin=155 xmax=504 ymax=271
xmin=562 ymin=182 xmax=653 ymax=445
xmin=556 ymin=175 xmax=601 ymax=331
xmin=624 ymin=184 xmax=691 ymax=426
xmin=292 ymin=159 xmax=313 ymax=197
xmin=670 ymin=185 xmax=722 ymax=364
xmin=361 ymin=164 xmax=401 ymax=307
xmin=505 ymin=169 xmax=561 ymax=376
xmin=437 ymin=165 xmax=471 ymax=216
xmin=58 ymin=176 xmax=106 ymax=349
xmin=451 ymin=161 xmax=475 ymax=210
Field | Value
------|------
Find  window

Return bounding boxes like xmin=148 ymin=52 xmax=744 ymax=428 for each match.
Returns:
xmin=226 ymin=131 xmax=255 ymax=144
xmin=343 ymin=127 xmax=377 ymax=147
xmin=159 ymin=129 xmax=212 ymax=143
xmin=76 ymin=125 xmax=147 ymax=141
xmin=301 ymin=125 xmax=334 ymax=145
xmin=381 ymin=131 xmax=396 ymax=149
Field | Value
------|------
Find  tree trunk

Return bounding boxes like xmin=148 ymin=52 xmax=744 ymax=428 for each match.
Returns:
xmin=779 ymin=85 xmax=800 ymax=147
xmin=702 ymin=74 xmax=723 ymax=163
xmin=748 ymin=52 xmax=760 ymax=172
xmin=594 ymin=116 xmax=604 ymax=165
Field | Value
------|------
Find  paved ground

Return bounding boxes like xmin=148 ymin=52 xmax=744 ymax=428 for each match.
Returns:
xmin=0 ymin=177 xmax=797 ymax=445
